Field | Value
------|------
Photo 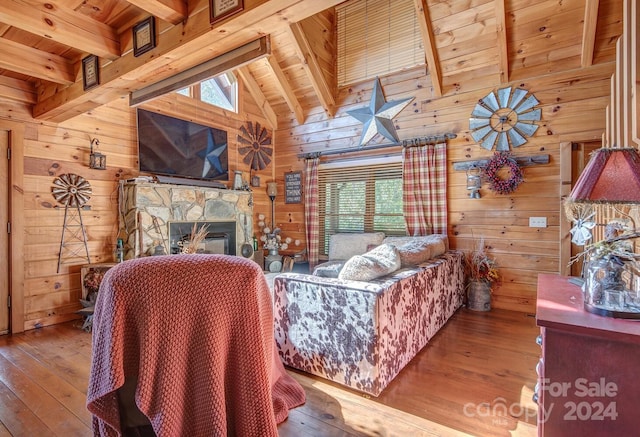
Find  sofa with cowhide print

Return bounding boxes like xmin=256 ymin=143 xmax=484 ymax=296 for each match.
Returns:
xmin=272 ymin=233 xmax=464 ymax=396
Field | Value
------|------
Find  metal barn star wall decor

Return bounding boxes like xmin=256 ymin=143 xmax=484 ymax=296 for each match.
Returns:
xmin=347 ymin=77 xmax=414 ymax=147
xmin=199 ymin=128 xmax=227 ymax=178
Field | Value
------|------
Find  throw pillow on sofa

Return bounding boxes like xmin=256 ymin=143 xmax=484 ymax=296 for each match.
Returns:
xmin=338 ymin=243 xmax=401 ymax=281
xmin=328 ymin=232 xmax=385 ymax=260
xmin=383 ymin=235 xmax=448 ymax=267
xmin=312 ymin=260 xmax=345 ymax=278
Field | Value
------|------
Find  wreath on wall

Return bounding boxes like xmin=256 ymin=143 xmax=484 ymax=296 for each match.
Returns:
xmin=483 ymin=152 xmax=524 ymax=194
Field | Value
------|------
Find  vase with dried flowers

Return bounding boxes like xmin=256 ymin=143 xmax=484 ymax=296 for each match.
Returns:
xmin=256 ymin=213 xmax=295 ymax=255
xmin=464 ymin=237 xmax=500 ymax=311
xmin=179 ymin=223 xmax=210 ymax=254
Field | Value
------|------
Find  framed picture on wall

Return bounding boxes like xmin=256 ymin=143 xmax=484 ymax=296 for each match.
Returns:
xmin=82 ymin=55 xmax=100 ymax=91
xmin=210 ymin=0 xmax=243 ymax=24
xmin=133 ymin=16 xmax=156 ymax=57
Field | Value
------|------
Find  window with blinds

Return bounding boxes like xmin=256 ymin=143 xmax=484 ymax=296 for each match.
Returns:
xmin=318 ymin=161 xmax=406 ymax=256
xmin=336 ymin=0 xmax=425 ymax=86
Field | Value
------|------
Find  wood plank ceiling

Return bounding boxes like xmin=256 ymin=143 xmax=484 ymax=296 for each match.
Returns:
xmin=0 ymin=0 xmax=623 ymax=126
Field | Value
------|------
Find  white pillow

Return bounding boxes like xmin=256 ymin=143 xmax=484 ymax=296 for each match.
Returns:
xmin=338 ymin=243 xmax=401 ymax=281
xmin=383 ymin=235 xmax=448 ymax=266
xmin=329 ymin=232 xmax=386 ymax=260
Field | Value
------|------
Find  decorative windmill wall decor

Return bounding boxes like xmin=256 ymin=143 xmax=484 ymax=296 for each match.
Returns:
xmin=237 ymin=121 xmax=273 ymax=171
xmin=469 ymin=87 xmax=541 ymax=151
xmin=52 ymin=173 xmax=92 ymax=272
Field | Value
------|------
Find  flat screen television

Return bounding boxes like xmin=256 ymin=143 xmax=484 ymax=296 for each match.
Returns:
xmin=136 ymin=108 xmax=229 ymax=181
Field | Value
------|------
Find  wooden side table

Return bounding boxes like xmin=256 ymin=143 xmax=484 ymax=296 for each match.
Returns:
xmin=536 ymin=274 xmax=640 ymax=436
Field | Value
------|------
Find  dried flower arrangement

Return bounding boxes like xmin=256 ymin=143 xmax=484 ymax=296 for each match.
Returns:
xmin=180 ymin=223 xmax=210 ymax=254
xmin=464 ymin=237 xmax=501 ymax=287
xmin=83 ymin=270 xmax=106 ymax=295
xmin=256 ymin=213 xmax=299 ymax=252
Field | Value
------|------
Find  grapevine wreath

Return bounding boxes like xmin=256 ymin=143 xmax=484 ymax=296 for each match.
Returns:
xmin=483 ymin=152 xmax=524 ymax=194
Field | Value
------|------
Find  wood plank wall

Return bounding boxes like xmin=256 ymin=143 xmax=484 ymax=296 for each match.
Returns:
xmin=0 ymin=1 xmax=625 ymax=328
xmin=268 ymin=10 xmax=618 ymax=314
xmin=0 ymin=81 xmax=271 ymax=331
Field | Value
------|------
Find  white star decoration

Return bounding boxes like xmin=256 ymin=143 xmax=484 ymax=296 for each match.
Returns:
xmin=347 ymin=77 xmax=414 ymax=146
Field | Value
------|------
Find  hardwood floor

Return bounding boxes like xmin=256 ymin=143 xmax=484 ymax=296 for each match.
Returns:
xmin=0 ymin=308 xmax=539 ymax=436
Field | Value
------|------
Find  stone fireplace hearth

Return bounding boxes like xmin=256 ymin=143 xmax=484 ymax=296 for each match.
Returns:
xmin=118 ymin=181 xmax=253 ymax=259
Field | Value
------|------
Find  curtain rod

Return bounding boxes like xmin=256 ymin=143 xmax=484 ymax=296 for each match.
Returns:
xmin=298 ymin=133 xmax=457 ymax=159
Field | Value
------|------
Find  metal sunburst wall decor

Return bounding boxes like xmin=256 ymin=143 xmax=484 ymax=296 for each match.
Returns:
xmin=237 ymin=121 xmax=273 ymax=170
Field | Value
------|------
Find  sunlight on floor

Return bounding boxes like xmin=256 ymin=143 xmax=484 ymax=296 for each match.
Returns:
xmin=309 ymin=379 xmax=473 ymax=436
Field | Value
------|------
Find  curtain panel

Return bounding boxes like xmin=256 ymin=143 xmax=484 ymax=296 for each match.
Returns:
xmin=402 ymin=143 xmax=447 ymax=235
xmin=304 ymin=158 xmax=320 ymax=268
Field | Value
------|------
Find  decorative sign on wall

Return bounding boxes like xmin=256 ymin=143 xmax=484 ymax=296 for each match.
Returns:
xmin=284 ymin=171 xmax=302 ymax=204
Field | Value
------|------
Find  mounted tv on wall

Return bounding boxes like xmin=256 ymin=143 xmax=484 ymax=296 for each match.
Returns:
xmin=136 ymin=108 xmax=229 ymax=181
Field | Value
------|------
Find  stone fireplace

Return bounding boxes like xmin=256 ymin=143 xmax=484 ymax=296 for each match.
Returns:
xmin=118 ymin=180 xmax=253 ymax=259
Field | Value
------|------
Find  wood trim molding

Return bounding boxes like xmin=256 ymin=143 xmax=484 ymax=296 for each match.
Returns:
xmin=0 ymin=120 xmax=25 ymax=333
xmin=559 ymin=142 xmax=573 ymax=277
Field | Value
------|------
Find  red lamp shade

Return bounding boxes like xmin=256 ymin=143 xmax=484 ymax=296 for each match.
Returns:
xmin=569 ymin=147 xmax=640 ymax=204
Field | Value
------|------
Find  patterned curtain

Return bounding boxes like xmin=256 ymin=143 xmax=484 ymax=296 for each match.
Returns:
xmin=402 ymin=142 xmax=447 ymax=235
xmin=304 ymin=158 xmax=320 ymax=269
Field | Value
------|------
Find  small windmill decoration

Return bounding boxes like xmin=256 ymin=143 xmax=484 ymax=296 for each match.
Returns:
xmin=565 ymin=202 xmax=596 ymax=246
xmin=237 ymin=121 xmax=273 ymax=171
xmin=52 ymin=173 xmax=92 ymax=272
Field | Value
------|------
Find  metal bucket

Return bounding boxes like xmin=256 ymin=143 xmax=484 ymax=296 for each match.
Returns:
xmin=467 ymin=281 xmax=491 ymax=311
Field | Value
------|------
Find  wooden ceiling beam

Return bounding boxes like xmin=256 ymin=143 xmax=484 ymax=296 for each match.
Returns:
xmin=236 ymin=66 xmax=278 ymax=129
xmin=0 ymin=38 xmax=75 ymax=84
xmin=0 ymin=0 xmax=120 ymax=60
xmin=32 ymin=0 xmax=346 ymax=122
xmin=413 ymin=0 xmax=442 ymax=97
xmin=125 ymin=0 xmax=187 ymax=25
xmin=286 ymin=21 xmax=335 ymax=117
xmin=581 ymin=0 xmax=600 ymax=68
xmin=0 ymin=75 xmax=37 ymax=104
xmin=495 ymin=0 xmax=509 ymax=83
xmin=263 ymin=55 xmax=305 ymax=124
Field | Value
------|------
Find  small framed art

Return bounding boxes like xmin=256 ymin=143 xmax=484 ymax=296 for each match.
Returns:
xmin=133 ymin=16 xmax=156 ymax=57
xmin=210 ymin=0 xmax=243 ymax=24
xmin=82 ymin=54 xmax=100 ymax=91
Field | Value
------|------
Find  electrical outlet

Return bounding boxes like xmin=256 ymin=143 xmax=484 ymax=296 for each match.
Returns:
xmin=529 ymin=217 xmax=547 ymax=228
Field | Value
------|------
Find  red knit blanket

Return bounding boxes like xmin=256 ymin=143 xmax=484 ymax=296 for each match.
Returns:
xmin=87 ymin=254 xmax=305 ymax=436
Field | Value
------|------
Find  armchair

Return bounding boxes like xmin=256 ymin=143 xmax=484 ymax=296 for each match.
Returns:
xmin=87 ymin=254 xmax=305 ymax=436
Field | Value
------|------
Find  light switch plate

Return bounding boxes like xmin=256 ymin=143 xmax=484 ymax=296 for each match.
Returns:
xmin=529 ymin=217 xmax=547 ymax=228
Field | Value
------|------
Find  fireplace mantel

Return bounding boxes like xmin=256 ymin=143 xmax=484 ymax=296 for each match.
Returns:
xmin=117 ymin=180 xmax=253 ymax=259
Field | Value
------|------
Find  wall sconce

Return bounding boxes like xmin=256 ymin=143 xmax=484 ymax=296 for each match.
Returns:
xmin=267 ymin=182 xmax=277 ymax=227
xmin=466 ymin=165 xmax=482 ymax=199
xmin=89 ymin=138 xmax=106 ymax=170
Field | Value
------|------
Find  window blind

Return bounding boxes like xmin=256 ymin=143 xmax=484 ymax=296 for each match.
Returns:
xmin=318 ymin=161 xmax=406 ymax=255
xmin=336 ymin=0 xmax=425 ymax=86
